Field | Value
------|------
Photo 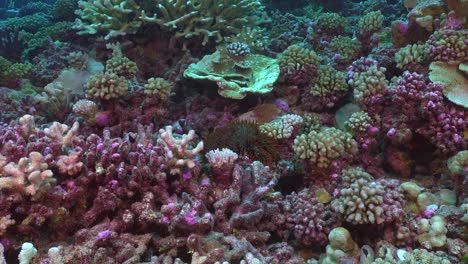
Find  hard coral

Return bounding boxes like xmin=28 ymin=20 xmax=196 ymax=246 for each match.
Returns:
xmin=141 ymin=0 xmax=263 ymax=47
xmin=284 ymin=188 xmax=340 ymax=246
xmin=184 ymin=48 xmax=279 ymax=99
xmin=74 ymin=0 xmax=142 ymax=40
xmin=85 ymin=72 xmax=129 ymax=100
xmin=278 ymin=45 xmax=320 ymax=85
xmin=293 ymin=127 xmax=357 ymax=169
xmin=205 ymin=121 xmax=280 ymax=165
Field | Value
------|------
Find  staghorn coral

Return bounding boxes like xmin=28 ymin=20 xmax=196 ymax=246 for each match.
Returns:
xmin=293 ymin=127 xmax=357 ymax=168
xmin=74 ymin=0 xmax=142 ymax=40
xmin=140 ymin=0 xmax=263 ymax=47
xmin=157 ymin=126 xmax=204 ymax=175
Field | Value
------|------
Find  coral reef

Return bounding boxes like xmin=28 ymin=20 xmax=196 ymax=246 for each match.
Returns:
xmin=0 ymin=0 xmax=466 ymax=263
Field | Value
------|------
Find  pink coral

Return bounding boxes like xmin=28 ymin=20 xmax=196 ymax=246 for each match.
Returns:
xmin=283 ymin=188 xmax=339 ymax=246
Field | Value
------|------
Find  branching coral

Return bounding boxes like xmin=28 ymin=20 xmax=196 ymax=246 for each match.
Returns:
xmin=143 ymin=77 xmax=174 ymax=100
xmin=426 ymin=29 xmax=468 ymax=62
xmin=331 ymin=167 xmax=385 ymax=224
xmin=293 ymin=127 xmax=357 ymax=168
xmin=74 ymin=0 xmax=142 ymax=40
xmin=0 ymin=152 xmax=54 ymax=195
xmin=259 ymin=114 xmax=303 ymax=140
xmin=330 ymin=36 xmax=362 ymax=64
xmin=141 ymin=0 xmax=262 ymax=47
xmin=304 ymin=65 xmax=349 ymax=110
xmin=157 ymin=126 xmax=204 ymax=175
xmin=105 ymin=43 xmax=138 ymax=79
xmin=394 ymin=43 xmax=429 ymax=70
xmin=316 ymin=12 xmax=347 ymax=35
xmin=205 ymin=121 xmax=280 ymax=165
xmin=85 ymin=72 xmax=129 ymax=100
xmin=344 ymin=111 xmax=373 ymax=135
xmin=358 ymin=10 xmax=384 ymax=38
xmin=348 ymin=64 xmax=387 ymax=102
xmin=278 ymin=45 xmax=320 ymax=85
xmin=283 ymin=188 xmax=340 ymax=246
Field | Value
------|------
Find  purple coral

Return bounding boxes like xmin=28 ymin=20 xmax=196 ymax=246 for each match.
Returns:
xmin=283 ymin=188 xmax=340 ymax=246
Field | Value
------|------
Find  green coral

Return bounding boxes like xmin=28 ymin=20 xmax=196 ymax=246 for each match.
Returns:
xmin=105 ymin=44 xmax=138 ymax=79
xmin=293 ymin=127 xmax=357 ymax=168
xmin=0 ymin=12 xmax=51 ymax=34
xmin=394 ymin=43 xmax=428 ymax=69
xmin=310 ymin=65 xmax=348 ymax=97
xmin=278 ymin=45 xmax=320 ymax=83
xmin=447 ymin=150 xmax=468 ymax=175
xmin=85 ymin=73 xmax=129 ymax=100
xmin=259 ymin=114 xmax=303 ymax=139
xmin=144 ymin=77 xmax=174 ymax=100
xmin=358 ymin=10 xmax=384 ymax=36
xmin=53 ymin=0 xmax=78 ymax=21
xmin=316 ymin=12 xmax=347 ymax=33
xmin=344 ymin=111 xmax=372 ymax=135
xmin=329 ymin=36 xmax=362 ymax=64
xmin=184 ymin=47 xmax=279 ymax=99
xmin=225 ymin=27 xmax=268 ymax=53
xmin=18 ymin=22 xmax=74 ymax=59
xmin=74 ymin=0 xmax=142 ymax=40
xmin=0 ymin=56 xmax=34 ymax=84
xmin=348 ymin=65 xmax=387 ymax=101
xmin=141 ymin=0 xmax=262 ymax=47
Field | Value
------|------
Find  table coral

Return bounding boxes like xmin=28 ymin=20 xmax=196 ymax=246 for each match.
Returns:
xmin=184 ymin=48 xmax=279 ymax=99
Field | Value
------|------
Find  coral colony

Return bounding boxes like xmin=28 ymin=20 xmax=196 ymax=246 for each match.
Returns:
xmin=0 ymin=0 xmax=467 ymax=263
